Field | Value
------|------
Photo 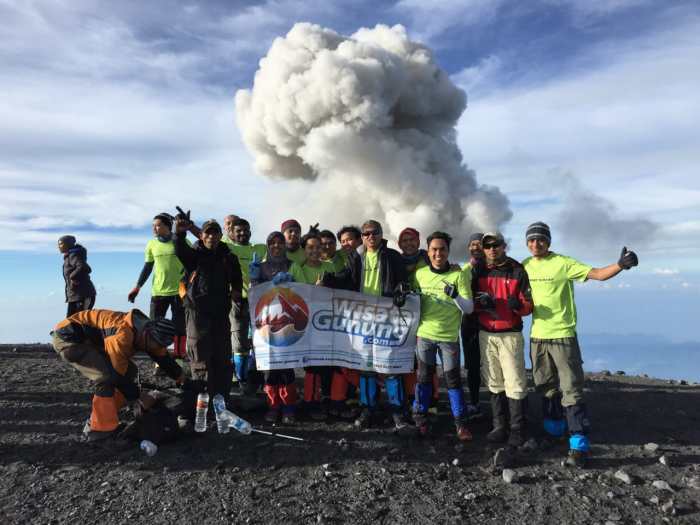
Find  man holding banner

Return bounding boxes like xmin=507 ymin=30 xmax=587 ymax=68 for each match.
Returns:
xmin=321 ymin=219 xmax=410 ymax=430
xmin=411 ymin=231 xmax=475 ymax=441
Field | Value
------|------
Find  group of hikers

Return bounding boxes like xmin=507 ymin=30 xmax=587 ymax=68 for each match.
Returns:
xmin=53 ymin=209 xmax=638 ymax=467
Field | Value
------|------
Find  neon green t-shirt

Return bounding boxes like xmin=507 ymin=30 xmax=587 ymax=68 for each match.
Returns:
xmin=323 ymin=251 xmax=348 ymax=273
xmin=286 ymin=248 xmax=306 ymax=266
xmin=290 ymin=261 xmax=335 ymax=285
xmin=145 ymin=238 xmax=185 ymax=297
xmin=412 ymin=264 xmax=472 ymax=342
xmin=362 ymin=250 xmax=382 ymax=297
xmin=225 ymin=242 xmax=267 ymax=298
xmin=522 ymin=253 xmax=592 ymax=339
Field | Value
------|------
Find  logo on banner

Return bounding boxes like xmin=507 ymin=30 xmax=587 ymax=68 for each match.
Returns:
xmin=312 ymin=298 xmax=414 ymax=347
xmin=254 ymin=287 xmax=310 ymax=347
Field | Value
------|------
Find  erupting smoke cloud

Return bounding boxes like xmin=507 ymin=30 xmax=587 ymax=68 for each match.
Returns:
xmin=235 ymin=23 xmax=511 ymax=244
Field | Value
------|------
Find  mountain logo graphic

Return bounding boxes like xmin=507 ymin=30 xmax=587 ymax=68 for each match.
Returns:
xmin=254 ymin=287 xmax=310 ymax=347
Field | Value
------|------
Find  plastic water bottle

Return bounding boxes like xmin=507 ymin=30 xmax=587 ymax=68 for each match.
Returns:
xmin=194 ymin=392 xmax=209 ymax=433
xmin=212 ymin=394 xmax=230 ymax=434
xmin=140 ymin=440 xmax=158 ymax=457
xmin=224 ymin=409 xmax=253 ymax=435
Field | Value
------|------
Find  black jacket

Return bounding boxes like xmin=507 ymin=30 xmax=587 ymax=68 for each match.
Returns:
xmin=174 ymin=234 xmax=242 ymax=317
xmin=322 ymin=240 xmax=408 ymax=298
xmin=62 ymin=244 xmax=96 ymax=303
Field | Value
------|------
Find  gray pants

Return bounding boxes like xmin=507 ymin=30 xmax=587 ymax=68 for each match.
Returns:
xmin=415 ymin=338 xmax=461 ymax=389
xmin=530 ymin=336 xmax=585 ymax=407
xmin=229 ymin=298 xmax=251 ymax=357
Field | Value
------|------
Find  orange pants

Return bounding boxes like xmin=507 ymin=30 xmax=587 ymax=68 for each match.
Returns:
xmin=330 ymin=368 xmax=360 ymax=402
xmin=90 ymin=390 xmax=126 ymax=432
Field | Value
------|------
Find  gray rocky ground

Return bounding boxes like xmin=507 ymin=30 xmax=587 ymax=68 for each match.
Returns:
xmin=1 ymin=344 xmax=699 ymax=524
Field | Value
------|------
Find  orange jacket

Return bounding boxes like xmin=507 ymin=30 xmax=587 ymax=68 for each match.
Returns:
xmin=55 ymin=309 xmax=172 ymax=376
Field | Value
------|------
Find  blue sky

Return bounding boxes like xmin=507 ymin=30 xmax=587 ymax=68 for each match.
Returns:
xmin=2 ymin=0 xmax=699 ymax=377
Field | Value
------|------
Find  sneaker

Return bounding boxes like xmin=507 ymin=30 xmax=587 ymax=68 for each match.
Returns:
xmin=456 ymin=424 xmax=473 ymax=442
xmin=564 ymin=449 xmax=588 ymax=468
xmin=264 ymin=408 xmax=280 ymax=423
xmin=354 ymin=408 xmax=372 ymax=429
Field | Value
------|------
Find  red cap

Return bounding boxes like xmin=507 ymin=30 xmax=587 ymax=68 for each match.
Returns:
xmin=280 ymin=219 xmax=301 ymax=232
xmin=398 ymin=227 xmax=420 ymax=242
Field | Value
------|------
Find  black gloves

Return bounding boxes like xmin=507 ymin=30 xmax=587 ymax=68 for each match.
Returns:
xmin=443 ymin=282 xmax=458 ymax=299
xmin=618 ymin=246 xmax=638 ymax=270
xmin=507 ymin=295 xmax=521 ymax=311
xmin=393 ymin=283 xmax=410 ymax=308
xmin=475 ymin=292 xmax=495 ymax=310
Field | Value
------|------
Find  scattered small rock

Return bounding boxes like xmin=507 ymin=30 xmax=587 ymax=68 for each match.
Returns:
xmin=652 ymin=480 xmax=674 ymax=492
xmin=521 ymin=437 xmax=538 ymax=451
xmin=600 ymin=370 xmax=612 ymax=376
xmin=660 ymin=500 xmax=675 ymax=515
xmin=607 ymin=512 xmax=622 ymax=522
xmin=659 ymin=455 xmax=669 ymax=466
xmin=451 ymin=458 xmax=460 ymax=467
xmin=493 ymin=448 xmax=512 ymax=469
xmin=680 ymin=380 xmax=688 ymax=385
xmin=502 ymin=469 xmax=517 ymax=484
xmin=633 ymin=500 xmax=642 ymax=507
xmin=667 ymin=379 xmax=676 ymax=385
xmin=606 ymin=491 xmax=616 ymax=499
xmin=464 ymin=493 xmax=477 ymax=501
xmin=649 ymin=496 xmax=660 ymax=505
xmin=643 ymin=442 xmax=659 ymax=453
xmin=614 ymin=469 xmax=632 ymax=485
xmin=551 ymin=484 xmax=564 ymax=495
xmin=686 ymin=476 xmax=700 ymax=490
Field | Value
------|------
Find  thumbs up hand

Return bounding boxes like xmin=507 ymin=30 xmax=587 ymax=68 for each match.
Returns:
xmin=617 ymin=246 xmax=638 ymax=270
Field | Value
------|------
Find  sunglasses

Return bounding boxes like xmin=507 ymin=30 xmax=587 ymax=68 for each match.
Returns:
xmin=362 ymin=230 xmax=381 ymax=237
xmin=483 ymin=242 xmax=503 ymax=249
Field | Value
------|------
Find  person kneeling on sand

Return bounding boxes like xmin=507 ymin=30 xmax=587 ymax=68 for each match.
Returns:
xmin=51 ymin=309 xmax=185 ymax=444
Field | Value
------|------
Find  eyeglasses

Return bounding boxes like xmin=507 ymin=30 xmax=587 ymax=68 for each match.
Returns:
xmin=362 ymin=230 xmax=381 ymax=237
xmin=483 ymin=242 xmax=503 ymax=249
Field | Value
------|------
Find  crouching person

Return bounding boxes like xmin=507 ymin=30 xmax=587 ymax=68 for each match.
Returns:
xmin=51 ymin=309 xmax=184 ymax=443
xmin=174 ymin=217 xmax=242 ymax=406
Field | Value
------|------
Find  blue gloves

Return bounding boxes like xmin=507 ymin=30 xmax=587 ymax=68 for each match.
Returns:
xmin=272 ymin=272 xmax=293 ymax=285
xmin=248 ymin=253 xmax=261 ymax=281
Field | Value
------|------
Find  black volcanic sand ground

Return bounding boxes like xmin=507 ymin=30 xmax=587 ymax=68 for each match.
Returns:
xmin=1 ymin=344 xmax=700 ymax=524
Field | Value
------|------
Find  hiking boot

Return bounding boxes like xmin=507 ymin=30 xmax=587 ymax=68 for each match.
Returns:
xmin=85 ymin=429 xmax=118 ymax=442
xmin=486 ymin=426 xmax=508 ymax=443
xmin=564 ymin=449 xmax=588 ymax=468
xmin=264 ymin=408 xmax=280 ymax=423
xmin=487 ymin=392 xmax=509 ymax=443
xmin=465 ymin=402 xmax=483 ymax=420
xmin=354 ymin=408 xmax=372 ymax=429
xmin=507 ymin=397 xmax=527 ymax=448
xmin=456 ymin=423 xmax=473 ymax=441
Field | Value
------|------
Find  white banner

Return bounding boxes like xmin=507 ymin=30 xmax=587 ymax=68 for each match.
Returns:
xmin=249 ymin=282 xmax=419 ymax=373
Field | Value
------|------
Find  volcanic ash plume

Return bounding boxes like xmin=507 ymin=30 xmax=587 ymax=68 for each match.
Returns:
xmin=235 ymin=23 xmax=511 ymax=242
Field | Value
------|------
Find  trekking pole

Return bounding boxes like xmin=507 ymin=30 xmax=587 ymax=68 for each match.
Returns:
xmin=251 ymin=428 xmax=305 ymax=441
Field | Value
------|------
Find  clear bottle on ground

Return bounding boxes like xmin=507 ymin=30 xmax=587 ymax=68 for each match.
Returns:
xmin=224 ymin=409 xmax=253 ymax=435
xmin=212 ymin=394 xmax=230 ymax=434
xmin=194 ymin=392 xmax=209 ymax=433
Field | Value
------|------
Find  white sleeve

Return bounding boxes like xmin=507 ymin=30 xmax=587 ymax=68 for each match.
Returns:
xmin=453 ymin=296 xmax=474 ymax=314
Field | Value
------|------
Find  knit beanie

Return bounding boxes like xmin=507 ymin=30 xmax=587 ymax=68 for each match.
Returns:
xmin=526 ymin=222 xmax=551 ymax=243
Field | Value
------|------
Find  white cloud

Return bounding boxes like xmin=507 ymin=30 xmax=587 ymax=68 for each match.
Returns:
xmin=653 ymin=268 xmax=680 ymax=276
xmin=454 ymin=17 xmax=700 ymax=267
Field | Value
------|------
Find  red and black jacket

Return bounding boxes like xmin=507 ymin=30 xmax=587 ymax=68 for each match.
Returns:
xmin=472 ymin=257 xmax=533 ymax=333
